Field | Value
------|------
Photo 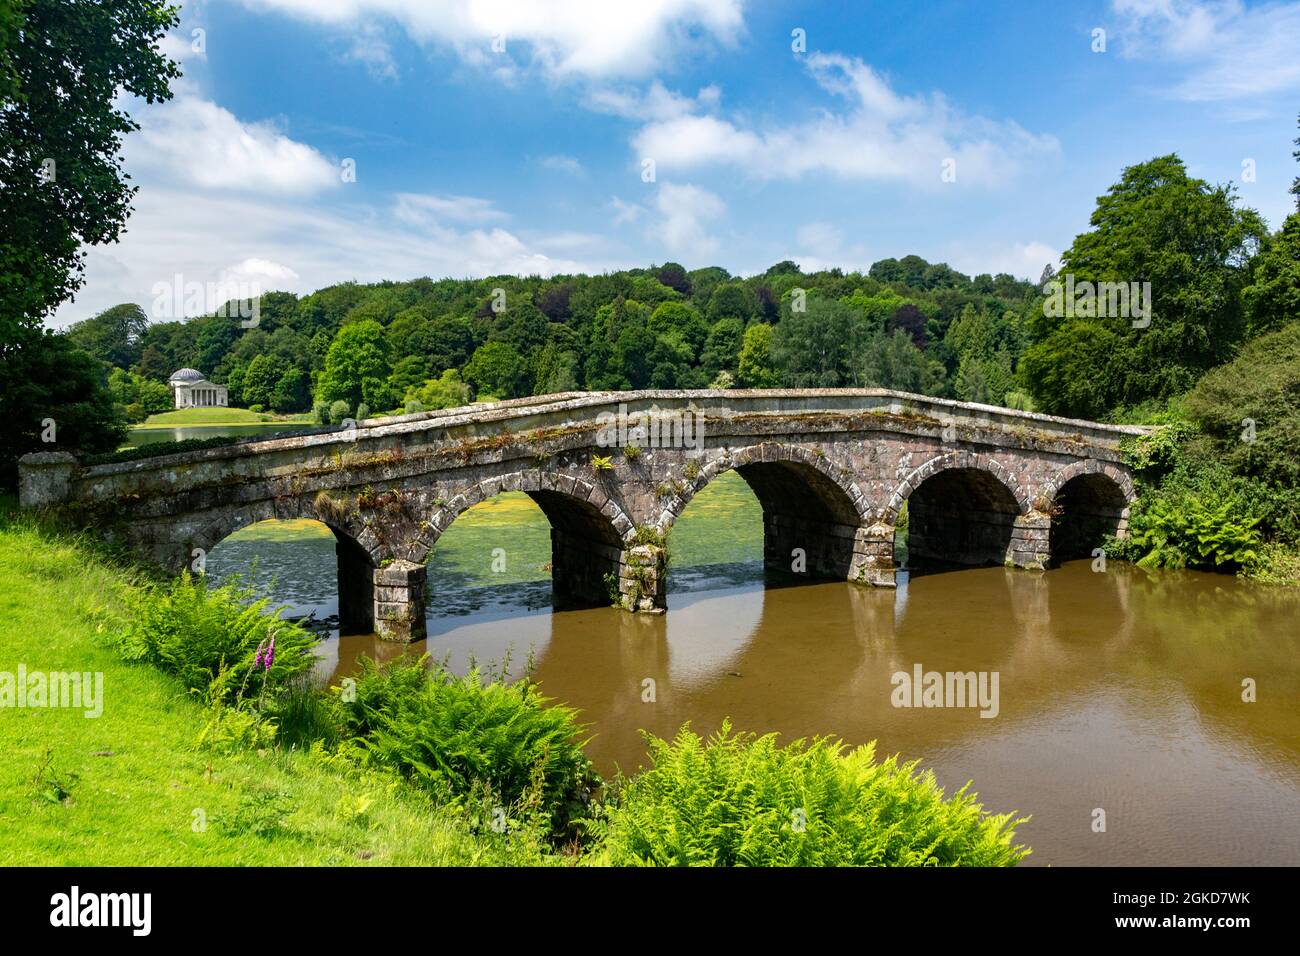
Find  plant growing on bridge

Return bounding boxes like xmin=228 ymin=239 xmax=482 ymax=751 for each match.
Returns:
xmin=592 ymin=721 xmax=1030 ymax=867
xmin=591 ymin=454 xmax=614 ymax=472
xmin=313 ymin=490 xmax=352 ymax=524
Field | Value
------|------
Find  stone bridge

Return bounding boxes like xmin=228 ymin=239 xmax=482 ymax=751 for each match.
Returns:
xmin=19 ymin=390 xmax=1146 ymax=641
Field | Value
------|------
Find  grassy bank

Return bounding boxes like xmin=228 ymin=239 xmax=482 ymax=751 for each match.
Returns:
xmin=137 ymin=407 xmax=312 ymax=427
xmin=0 ymin=509 xmax=557 ymax=865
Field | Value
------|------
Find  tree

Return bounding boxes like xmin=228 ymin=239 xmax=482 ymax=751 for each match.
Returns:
xmin=64 ymin=303 xmax=150 ymax=369
xmin=0 ymin=1 xmax=180 ymax=343
xmin=0 ymin=1 xmax=21 ymax=102
xmin=611 ymin=324 xmax=656 ymax=389
xmin=1020 ymin=320 xmax=1126 ymax=420
xmin=1292 ymin=112 xmax=1299 ymax=208
xmin=699 ymin=317 xmax=745 ymax=377
xmin=317 ymin=320 xmax=393 ymax=411
xmin=887 ymin=303 xmax=929 ymax=349
xmin=765 ymin=260 xmax=802 ymax=277
xmin=463 ymin=341 xmax=528 ymax=399
xmin=532 ymin=342 xmax=581 ymax=394
xmin=407 ymin=369 xmax=471 ymax=411
xmin=648 ymin=302 xmax=708 ymax=360
xmin=196 ymin=319 xmax=242 ymax=374
xmin=107 ymin=367 xmax=170 ymax=420
xmin=241 ymin=353 xmax=288 ymax=409
xmin=737 ymin=323 xmax=780 ymax=387
xmin=706 ymin=283 xmax=756 ymax=323
xmin=655 ymin=262 xmax=691 ymax=295
xmin=535 ymin=282 xmax=574 ymax=321
xmin=772 ymin=299 xmax=854 ymax=387
xmin=135 ymin=344 xmax=169 ymax=381
xmin=858 ymin=330 xmax=946 ymax=395
xmin=269 ymin=365 xmax=311 ymax=413
xmin=1242 ymin=212 xmax=1300 ymax=338
xmin=1023 ymin=155 xmax=1266 ymax=417
xmin=388 ymin=354 xmax=431 ymax=399
xmin=0 ymin=333 xmax=127 ymax=489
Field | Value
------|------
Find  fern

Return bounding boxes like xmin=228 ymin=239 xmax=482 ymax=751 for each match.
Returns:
xmin=338 ymin=655 xmax=600 ymax=841
xmin=593 ymin=721 xmax=1030 ymax=867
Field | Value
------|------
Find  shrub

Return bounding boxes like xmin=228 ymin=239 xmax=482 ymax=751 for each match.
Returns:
xmin=595 ymin=722 xmax=1029 ymax=866
xmin=248 ymin=403 xmax=265 ymax=414
xmin=1184 ymin=322 xmax=1300 ymax=488
xmin=115 ymin=572 xmax=316 ymax=703
xmin=355 ymin=402 xmax=370 ymax=421
xmin=1120 ymin=490 xmax=1262 ymax=571
xmin=337 ymin=656 xmax=600 ymax=840
xmin=313 ymin=401 xmax=331 ymax=425
xmin=328 ymin=399 xmax=351 ymax=425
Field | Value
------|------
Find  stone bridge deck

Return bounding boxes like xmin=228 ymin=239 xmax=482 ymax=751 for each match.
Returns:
xmin=19 ymin=389 xmax=1149 ymax=640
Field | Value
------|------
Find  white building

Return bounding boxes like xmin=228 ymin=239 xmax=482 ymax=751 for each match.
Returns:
xmin=169 ymin=368 xmax=229 ymax=409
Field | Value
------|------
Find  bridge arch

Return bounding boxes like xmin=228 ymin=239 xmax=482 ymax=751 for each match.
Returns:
xmin=1039 ymin=460 xmax=1135 ymax=563
xmin=658 ymin=443 xmax=871 ymax=584
xmin=182 ymin=498 xmax=379 ymax=637
xmin=186 ymin=497 xmax=367 ymax=564
xmin=886 ymin=451 xmax=1031 ymax=570
xmin=415 ymin=469 xmax=637 ymax=611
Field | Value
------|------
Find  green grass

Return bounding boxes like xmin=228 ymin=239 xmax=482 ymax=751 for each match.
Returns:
xmin=137 ymin=407 xmax=312 ymax=427
xmin=0 ymin=509 xmax=560 ymax=865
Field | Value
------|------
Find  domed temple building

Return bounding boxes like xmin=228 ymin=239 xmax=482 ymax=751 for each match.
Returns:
xmin=168 ymin=368 xmax=228 ymax=409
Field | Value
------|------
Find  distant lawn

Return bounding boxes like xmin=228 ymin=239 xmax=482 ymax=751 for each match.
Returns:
xmin=138 ymin=407 xmax=312 ymax=427
xmin=0 ymin=507 xmax=556 ymax=865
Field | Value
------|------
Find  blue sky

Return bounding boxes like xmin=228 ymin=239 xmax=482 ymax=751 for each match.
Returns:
xmin=56 ymin=0 xmax=1300 ymax=326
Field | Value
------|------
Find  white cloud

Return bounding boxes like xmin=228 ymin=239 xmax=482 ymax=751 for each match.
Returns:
xmin=221 ymin=258 xmax=301 ymax=284
xmin=608 ymin=196 xmax=646 ymax=225
xmin=587 ymin=80 xmax=717 ymax=121
xmin=344 ymin=25 xmax=399 ymax=79
xmin=52 ymin=186 xmax=612 ymax=327
xmin=157 ymin=31 xmax=206 ymax=66
xmin=651 ymin=182 xmax=725 ymax=259
xmin=788 ymin=222 xmax=871 ymax=273
xmin=131 ymin=87 xmax=339 ymax=196
xmin=1112 ymin=0 xmax=1300 ymax=100
xmin=630 ymin=53 xmax=1058 ymax=187
xmin=235 ymin=0 xmax=744 ymax=79
xmin=945 ymin=240 xmax=1061 ymax=282
xmin=394 ymin=192 xmax=509 ymax=225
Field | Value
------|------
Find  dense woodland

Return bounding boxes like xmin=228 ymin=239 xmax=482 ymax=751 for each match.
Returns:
xmin=70 ymin=254 xmax=1040 ymax=423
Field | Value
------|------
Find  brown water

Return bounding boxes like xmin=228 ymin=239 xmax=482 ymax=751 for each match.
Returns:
xmin=209 ymin=473 xmax=1300 ymax=867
